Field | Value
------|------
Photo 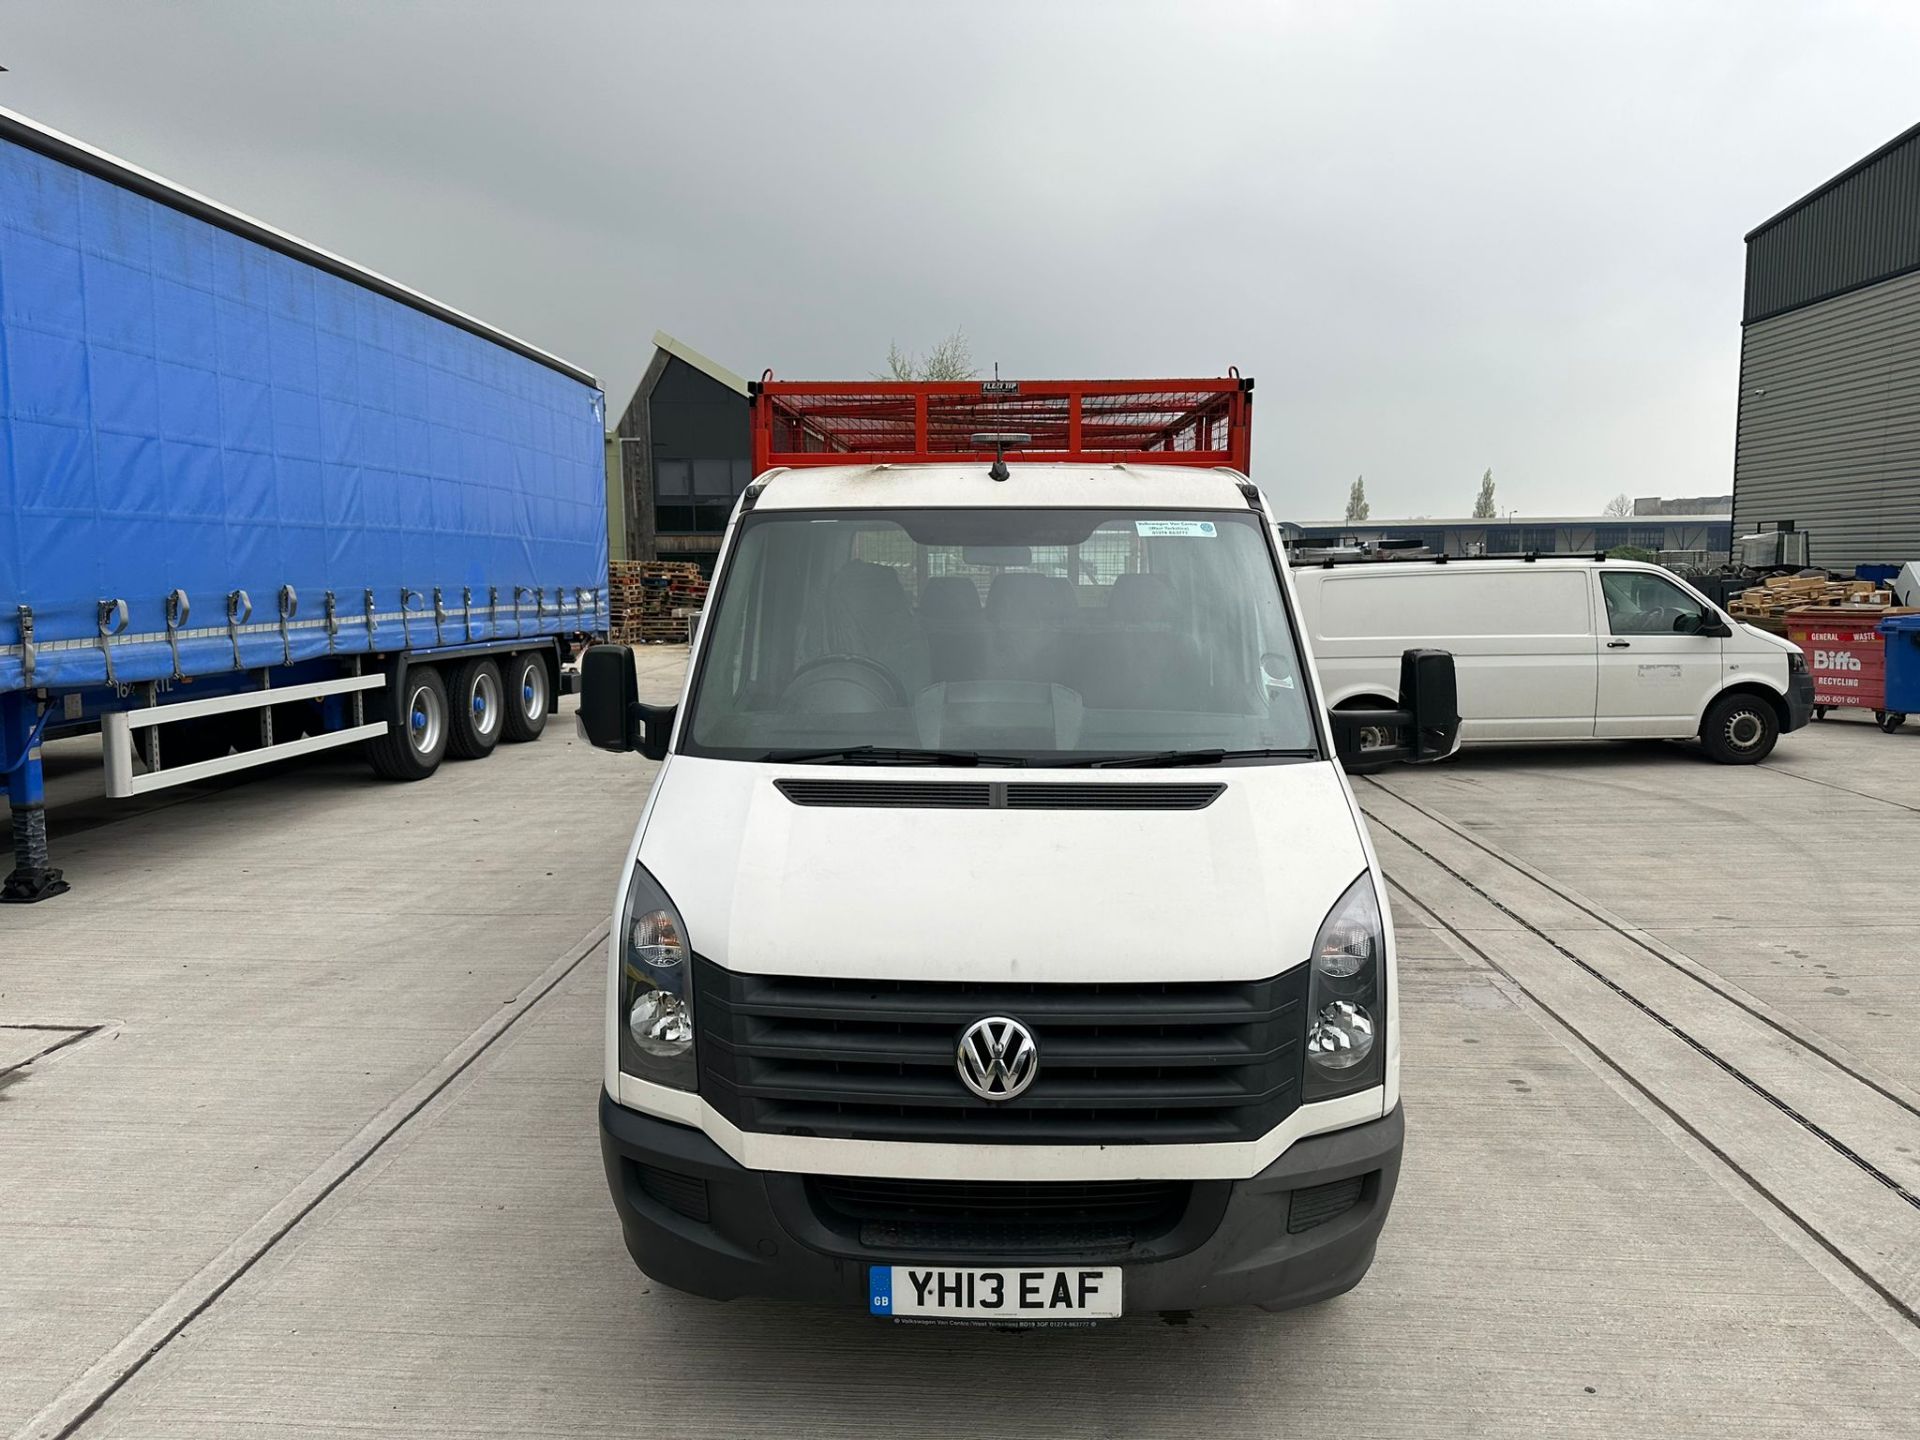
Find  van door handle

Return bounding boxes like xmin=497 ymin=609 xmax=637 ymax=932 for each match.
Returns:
xmin=1606 ymin=640 xmax=1631 ymax=649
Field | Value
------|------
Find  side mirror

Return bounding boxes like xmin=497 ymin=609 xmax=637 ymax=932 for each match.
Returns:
xmin=1330 ymin=648 xmax=1461 ymax=772
xmin=578 ymin=646 xmax=679 ymax=760
xmin=579 ymin=645 xmax=640 ymax=751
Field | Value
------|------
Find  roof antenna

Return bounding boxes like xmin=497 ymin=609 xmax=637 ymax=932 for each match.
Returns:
xmin=970 ymin=431 xmax=1030 ymax=482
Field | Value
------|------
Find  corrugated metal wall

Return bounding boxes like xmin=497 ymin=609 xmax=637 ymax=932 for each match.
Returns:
xmin=1734 ymin=266 xmax=1920 ymax=572
xmin=1745 ymin=124 xmax=1920 ymax=323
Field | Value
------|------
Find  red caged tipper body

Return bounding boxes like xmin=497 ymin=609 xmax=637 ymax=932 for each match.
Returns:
xmin=749 ymin=375 xmax=1253 ymax=477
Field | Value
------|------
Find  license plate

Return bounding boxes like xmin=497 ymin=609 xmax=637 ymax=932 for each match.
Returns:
xmin=869 ymin=1266 xmax=1122 ymax=1322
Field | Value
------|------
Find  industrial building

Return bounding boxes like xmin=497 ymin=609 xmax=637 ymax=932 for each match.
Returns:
xmin=609 ymin=332 xmax=752 ymax=573
xmin=1735 ymin=121 xmax=1920 ymax=574
xmin=1282 ymin=501 xmax=1731 ymax=560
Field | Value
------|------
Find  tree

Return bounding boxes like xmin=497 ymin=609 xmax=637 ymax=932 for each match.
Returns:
xmin=1345 ymin=475 xmax=1370 ymax=522
xmin=1472 ymin=468 xmax=1497 ymax=519
xmin=883 ymin=328 xmax=977 ymax=381
xmin=1603 ymin=492 xmax=1634 ymax=517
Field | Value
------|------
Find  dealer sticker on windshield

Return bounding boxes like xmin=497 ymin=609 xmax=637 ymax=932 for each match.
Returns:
xmin=870 ymin=1265 xmax=1122 ymax=1323
xmin=1135 ymin=520 xmax=1216 ymax=537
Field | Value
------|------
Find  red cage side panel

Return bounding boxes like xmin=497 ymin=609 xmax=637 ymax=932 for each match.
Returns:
xmin=749 ymin=377 xmax=1252 ymax=476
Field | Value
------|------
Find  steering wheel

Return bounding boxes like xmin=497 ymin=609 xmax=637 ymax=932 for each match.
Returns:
xmin=779 ymin=654 xmax=911 ymax=710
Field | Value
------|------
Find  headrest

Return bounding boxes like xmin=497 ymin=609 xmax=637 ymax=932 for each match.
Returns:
xmin=1107 ymin=572 xmax=1177 ymax=625
xmin=918 ymin=575 xmax=983 ymax=619
xmin=987 ymin=571 xmax=1075 ymax=626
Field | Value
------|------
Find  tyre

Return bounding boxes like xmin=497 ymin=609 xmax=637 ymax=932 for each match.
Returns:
xmin=1876 ymin=711 xmax=1907 ymax=734
xmin=1700 ymin=692 xmax=1779 ymax=764
xmin=446 ymin=657 xmax=505 ymax=760
xmin=501 ymin=651 xmax=551 ymax=744
xmin=367 ymin=666 xmax=450 ymax=781
xmin=1334 ymin=696 xmax=1398 ymax=754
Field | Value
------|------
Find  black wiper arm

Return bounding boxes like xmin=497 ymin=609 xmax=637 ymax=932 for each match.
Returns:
xmin=759 ymin=745 xmax=1028 ymax=767
xmin=1072 ymin=747 xmax=1316 ymax=769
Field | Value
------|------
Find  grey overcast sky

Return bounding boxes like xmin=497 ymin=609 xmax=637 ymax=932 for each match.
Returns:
xmin=3 ymin=1 xmax=1916 ymax=520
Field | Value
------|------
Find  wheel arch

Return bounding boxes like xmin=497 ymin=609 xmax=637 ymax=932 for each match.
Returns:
xmin=1706 ymin=680 xmax=1790 ymax=733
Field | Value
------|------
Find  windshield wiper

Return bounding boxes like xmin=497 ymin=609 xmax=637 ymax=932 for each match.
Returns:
xmin=1066 ymin=747 xmax=1318 ymax=769
xmin=759 ymin=745 xmax=1029 ymax=767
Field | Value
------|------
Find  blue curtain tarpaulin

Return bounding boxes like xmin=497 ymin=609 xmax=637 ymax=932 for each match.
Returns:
xmin=0 ymin=132 xmax=608 ymax=692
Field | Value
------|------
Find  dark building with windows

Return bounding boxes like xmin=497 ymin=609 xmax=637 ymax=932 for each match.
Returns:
xmin=611 ymin=332 xmax=753 ymax=573
xmin=1735 ymin=122 xmax=1920 ymax=574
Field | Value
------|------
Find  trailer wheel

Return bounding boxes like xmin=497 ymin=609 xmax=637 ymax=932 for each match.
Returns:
xmin=1701 ymin=692 xmax=1778 ymax=764
xmin=447 ymin=658 xmax=504 ymax=760
xmin=501 ymin=652 xmax=550 ymax=744
xmin=367 ymin=666 xmax=450 ymax=781
xmin=1876 ymin=711 xmax=1906 ymax=734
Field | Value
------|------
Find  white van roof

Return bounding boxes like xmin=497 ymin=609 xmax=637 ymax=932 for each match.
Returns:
xmin=755 ymin=462 xmax=1255 ymax=511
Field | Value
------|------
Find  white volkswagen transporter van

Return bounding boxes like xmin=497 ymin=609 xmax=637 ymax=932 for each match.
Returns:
xmin=579 ymin=379 xmax=1459 ymax=1322
xmin=1294 ymin=556 xmax=1814 ymax=763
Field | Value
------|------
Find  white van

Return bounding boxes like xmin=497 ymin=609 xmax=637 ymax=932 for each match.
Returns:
xmin=579 ymin=406 xmax=1463 ymax=1322
xmin=1292 ymin=556 xmax=1813 ymax=763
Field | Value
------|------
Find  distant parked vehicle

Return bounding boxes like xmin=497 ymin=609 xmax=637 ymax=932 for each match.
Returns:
xmin=1292 ymin=555 xmax=1813 ymax=763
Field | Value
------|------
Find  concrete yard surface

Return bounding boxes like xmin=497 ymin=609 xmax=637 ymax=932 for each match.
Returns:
xmin=4 ymin=658 xmax=1918 ymax=1437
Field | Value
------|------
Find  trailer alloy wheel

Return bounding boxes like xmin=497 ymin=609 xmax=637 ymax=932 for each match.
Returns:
xmin=367 ymin=665 xmax=451 ymax=781
xmin=1700 ymin=692 xmax=1779 ymax=765
xmin=447 ymin=658 xmax=504 ymax=760
xmin=501 ymin=652 xmax=550 ymax=744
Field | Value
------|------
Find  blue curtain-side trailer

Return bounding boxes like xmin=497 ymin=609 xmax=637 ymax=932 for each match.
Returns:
xmin=0 ymin=108 xmax=609 ymax=901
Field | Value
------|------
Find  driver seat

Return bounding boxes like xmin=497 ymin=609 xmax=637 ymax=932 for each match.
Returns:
xmin=823 ymin=559 xmax=929 ymax=697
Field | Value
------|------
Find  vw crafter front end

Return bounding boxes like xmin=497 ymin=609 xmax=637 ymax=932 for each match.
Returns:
xmin=579 ymin=378 xmax=1459 ymax=1322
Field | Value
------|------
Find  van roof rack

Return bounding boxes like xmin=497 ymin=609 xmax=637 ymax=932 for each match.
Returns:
xmin=748 ymin=375 xmax=1253 ymax=475
xmin=1304 ymin=550 xmax=1612 ymax=569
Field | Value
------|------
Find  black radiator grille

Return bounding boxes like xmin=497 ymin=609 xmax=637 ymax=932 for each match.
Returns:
xmin=693 ymin=958 xmax=1308 ymax=1145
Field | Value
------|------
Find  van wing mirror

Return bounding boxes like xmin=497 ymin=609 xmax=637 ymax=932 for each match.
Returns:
xmin=1675 ymin=605 xmax=1731 ymax=638
xmin=579 ymin=645 xmax=678 ymax=760
xmin=1330 ymin=648 xmax=1461 ymax=773
xmin=579 ymin=645 xmax=641 ymax=751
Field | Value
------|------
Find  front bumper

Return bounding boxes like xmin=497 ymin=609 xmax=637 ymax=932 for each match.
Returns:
xmin=598 ymin=1090 xmax=1403 ymax=1315
xmin=1784 ymin=670 xmax=1816 ymax=731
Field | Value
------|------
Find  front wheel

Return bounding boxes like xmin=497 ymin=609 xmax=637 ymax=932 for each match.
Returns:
xmin=1700 ymin=692 xmax=1779 ymax=764
xmin=501 ymin=651 xmax=551 ymax=744
xmin=367 ymin=666 xmax=450 ymax=780
xmin=1876 ymin=711 xmax=1907 ymax=734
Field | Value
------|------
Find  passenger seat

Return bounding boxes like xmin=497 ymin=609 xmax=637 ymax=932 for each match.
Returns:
xmin=1080 ymin=573 xmax=1201 ymax=709
xmin=918 ymin=576 xmax=988 ymax=682
xmin=986 ymin=572 xmax=1076 ymax=684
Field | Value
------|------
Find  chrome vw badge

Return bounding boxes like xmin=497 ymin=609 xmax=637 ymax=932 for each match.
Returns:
xmin=956 ymin=1016 xmax=1038 ymax=1101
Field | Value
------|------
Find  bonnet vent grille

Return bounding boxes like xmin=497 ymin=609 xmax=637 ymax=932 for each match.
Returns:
xmin=774 ymin=780 xmax=1223 ymax=810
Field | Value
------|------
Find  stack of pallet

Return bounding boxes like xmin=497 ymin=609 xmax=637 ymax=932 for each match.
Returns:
xmin=608 ymin=560 xmax=710 ymax=644
xmin=1728 ymin=575 xmax=1893 ymax=620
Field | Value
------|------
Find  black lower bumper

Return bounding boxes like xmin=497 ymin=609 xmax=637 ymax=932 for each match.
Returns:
xmin=598 ymin=1091 xmax=1403 ymax=1315
xmin=1784 ymin=671 xmax=1816 ymax=732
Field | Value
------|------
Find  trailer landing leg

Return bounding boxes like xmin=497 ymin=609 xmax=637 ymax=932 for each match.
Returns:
xmin=2 ymin=695 xmax=67 ymax=903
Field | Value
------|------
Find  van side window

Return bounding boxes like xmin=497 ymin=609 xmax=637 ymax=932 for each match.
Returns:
xmin=1600 ymin=572 xmax=1707 ymax=636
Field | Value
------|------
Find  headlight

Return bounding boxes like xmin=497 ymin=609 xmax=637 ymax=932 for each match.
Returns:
xmin=620 ymin=865 xmax=696 ymax=1090
xmin=1304 ymin=874 xmax=1386 ymax=1101
xmin=1788 ymin=650 xmax=1808 ymax=675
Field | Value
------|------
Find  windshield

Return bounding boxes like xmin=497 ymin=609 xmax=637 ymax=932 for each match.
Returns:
xmin=681 ymin=507 xmax=1319 ymax=765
